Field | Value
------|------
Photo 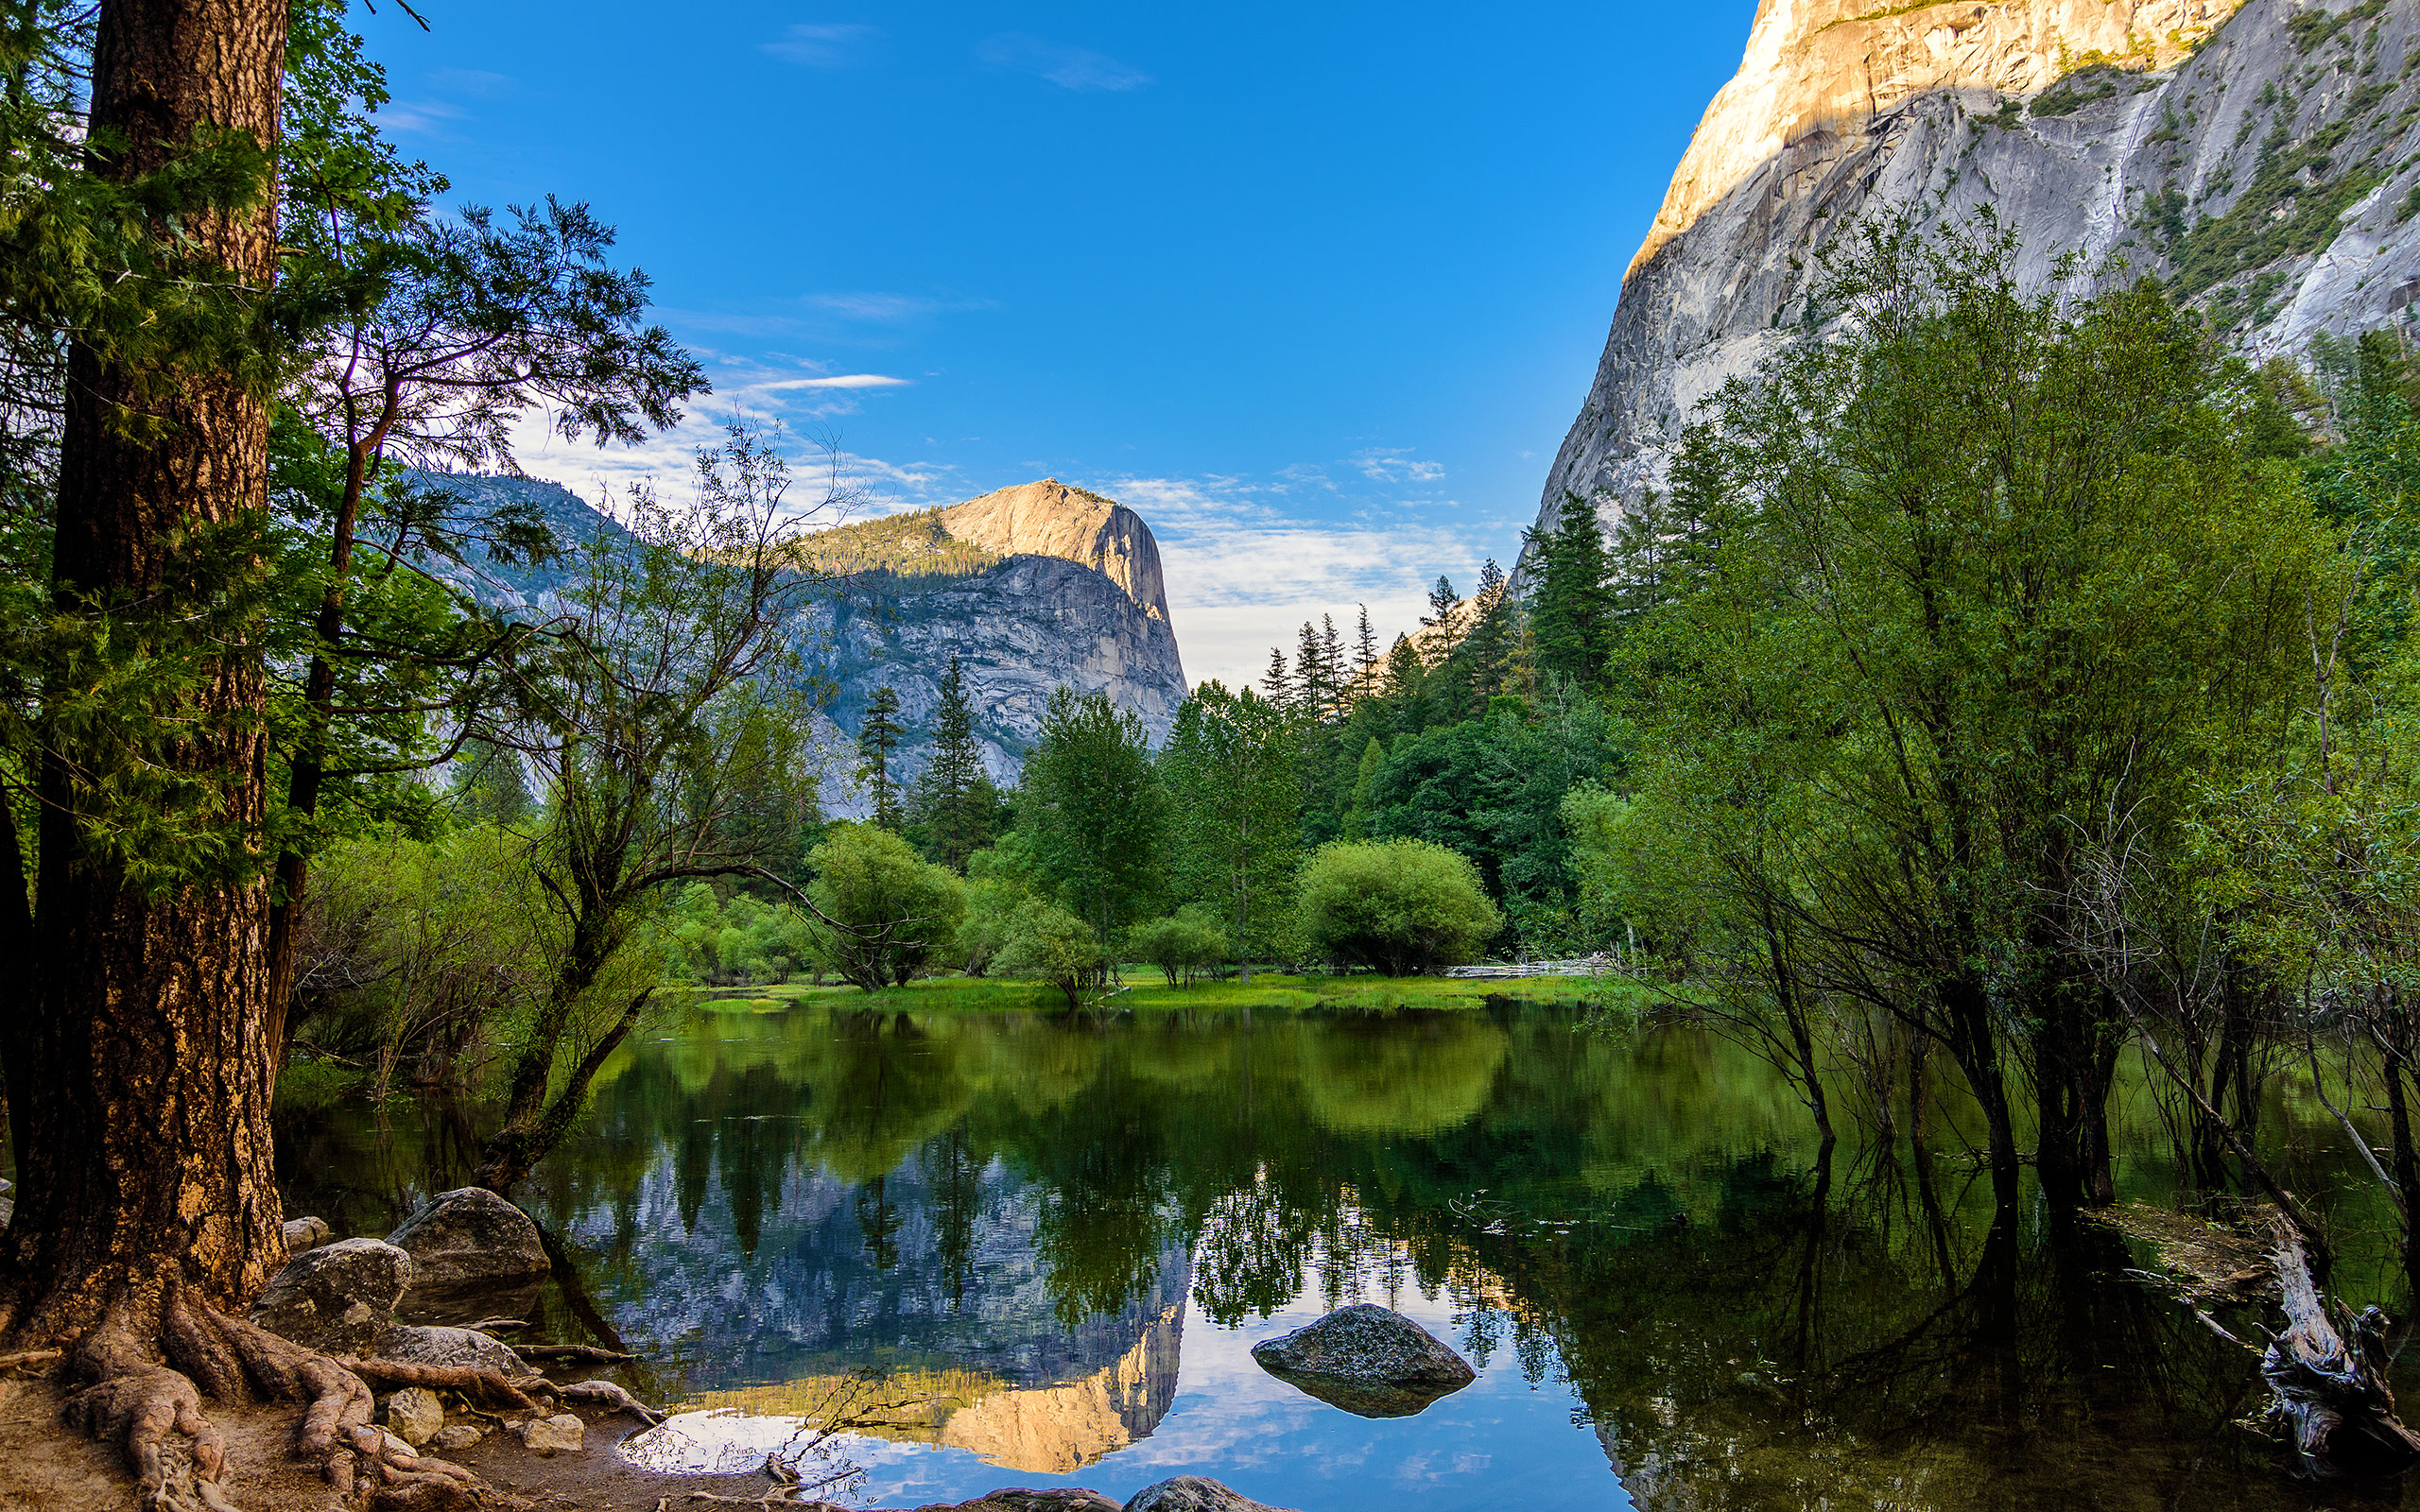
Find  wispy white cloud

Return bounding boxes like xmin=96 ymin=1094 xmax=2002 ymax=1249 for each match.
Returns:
xmin=803 ymin=292 xmax=990 ymax=322
xmin=428 ymin=67 xmax=513 ymax=98
xmin=1098 ymin=473 xmax=1481 ymax=691
xmin=662 ymin=292 xmax=994 ymax=345
xmin=766 ymin=373 xmax=912 ymax=390
xmin=377 ymin=98 xmax=466 ymax=136
xmin=977 ymin=33 xmax=1151 ymax=93
xmin=763 ymin=22 xmax=878 ymax=67
xmin=1353 ymin=446 xmax=1445 ymax=484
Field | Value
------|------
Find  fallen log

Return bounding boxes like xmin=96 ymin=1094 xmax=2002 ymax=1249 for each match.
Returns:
xmin=515 ymin=1343 xmax=638 ymax=1366
xmin=2261 ymin=1217 xmax=2420 ymax=1476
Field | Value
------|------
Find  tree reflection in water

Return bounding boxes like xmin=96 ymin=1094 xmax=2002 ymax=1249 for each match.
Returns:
xmin=276 ymin=1000 xmax=2410 ymax=1507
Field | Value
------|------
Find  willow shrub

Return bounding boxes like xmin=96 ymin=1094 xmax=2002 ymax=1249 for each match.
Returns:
xmin=1295 ymin=838 xmax=1502 ymax=974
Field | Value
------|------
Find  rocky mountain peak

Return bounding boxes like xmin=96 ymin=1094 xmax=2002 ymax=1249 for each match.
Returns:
xmin=940 ymin=479 xmax=1174 ymax=625
xmin=1636 ymin=0 xmax=2244 ymax=274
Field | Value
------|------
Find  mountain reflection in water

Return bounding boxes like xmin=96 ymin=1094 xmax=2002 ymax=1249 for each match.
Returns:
xmin=276 ymin=1000 xmax=2417 ymax=1512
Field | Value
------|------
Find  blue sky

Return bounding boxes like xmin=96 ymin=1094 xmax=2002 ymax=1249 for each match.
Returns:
xmin=361 ymin=1 xmax=1755 ymax=687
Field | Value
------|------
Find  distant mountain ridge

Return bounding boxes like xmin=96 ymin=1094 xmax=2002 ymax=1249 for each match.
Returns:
xmin=409 ymin=470 xmax=1188 ymax=809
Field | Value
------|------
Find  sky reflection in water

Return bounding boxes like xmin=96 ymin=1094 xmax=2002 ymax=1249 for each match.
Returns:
xmin=277 ymin=999 xmax=2411 ymax=1512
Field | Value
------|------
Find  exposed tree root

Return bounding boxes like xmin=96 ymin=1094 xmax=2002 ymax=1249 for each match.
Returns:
xmin=0 ymin=1348 xmax=64 ymax=1373
xmin=559 ymin=1378 xmax=664 ymax=1425
xmin=349 ymin=1358 xmax=545 ymax=1415
xmin=49 ymin=1276 xmax=528 ymax=1510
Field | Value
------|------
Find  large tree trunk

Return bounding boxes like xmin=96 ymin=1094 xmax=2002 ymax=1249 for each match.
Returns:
xmin=0 ymin=0 xmax=292 ymax=1341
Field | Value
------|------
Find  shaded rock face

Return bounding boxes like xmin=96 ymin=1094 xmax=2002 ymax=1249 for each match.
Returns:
xmin=817 ymin=550 xmax=1188 ymax=799
xmin=410 ymin=472 xmax=1189 ymax=798
xmin=247 ymin=1237 xmax=414 ymax=1356
xmin=1536 ymin=0 xmax=2420 ymax=550
xmin=387 ymin=1186 xmax=550 ymax=1292
xmin=1248 ymin=1302 xmax=1477 ymax=1418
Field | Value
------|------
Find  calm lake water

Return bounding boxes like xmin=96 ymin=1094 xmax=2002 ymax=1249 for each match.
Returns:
xmin=274 ymin=998 xmax=2415 ymax=1511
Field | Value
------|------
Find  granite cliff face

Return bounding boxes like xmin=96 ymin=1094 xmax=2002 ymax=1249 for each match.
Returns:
xmin=1537 ymin=0 xmax=2420 ymax=541
xmin=814 ymin=480 xmax=1187 ymax=803
xmin=409 ymin=472 xmax=1188 ymax=804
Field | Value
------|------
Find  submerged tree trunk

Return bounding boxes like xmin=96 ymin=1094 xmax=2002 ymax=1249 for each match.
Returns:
xmin=1 ymin=0 xmax=291 ymax=1342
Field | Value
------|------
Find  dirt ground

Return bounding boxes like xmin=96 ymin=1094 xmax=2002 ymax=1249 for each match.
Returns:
xmin=0 ymin=1371 xmax=899 ymax=1512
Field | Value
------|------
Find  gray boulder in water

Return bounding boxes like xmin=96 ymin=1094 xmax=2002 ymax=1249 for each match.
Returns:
xmin=1249 ymin=1302 xmax=1476 ymax=1418
xmin=386 ymin=1187 xmax=549 ymax=1289
xmin=1124 ymin=1479 xmax=1300 ymax=1512
xmin=247 ymin=1237 xmax=414 ymax=1355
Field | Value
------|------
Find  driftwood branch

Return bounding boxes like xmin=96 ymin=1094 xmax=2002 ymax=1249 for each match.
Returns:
xmin=2261 ymin=1216 xmax=2420 ymax=1475
xmin=515 ymin=1343 xmax=637 ymax=1366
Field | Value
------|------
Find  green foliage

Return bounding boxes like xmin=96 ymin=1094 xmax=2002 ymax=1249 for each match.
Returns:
xmin=806 ymin=823 xmax=968 ymax=991
xmin=1294 ymin=838 xmax=1502 ymax=974
xmin=667 ymin=883 xmax=817 ymax=986
xmin=2287 ymin=0 xmax=2385 ymax=56
xmin=909 ymin=656 xmax=996 ymax=871
xmin=2168 ymin=115 xmax=2387 ymax=305
xmin=1365 ymin=686 xmax=1613 ymax=949
xmin=1623 ymin=215 xmax=2331 ymax=1194
xmin=856 ymin=685 xmax=905 ymax=831
xmin=783 ymin=506 xmax=1004 ymax=582
xmin=292 ymin=824 xmax=554 ymax=1098
xmin=2028 ymin=66 xmax=2125 ymax=117
xmin=1128 ymin=905 xmax=1230 ymax=988
xmin=1523 ymin=490 xmax=1616 ymax=691
xmin=1021 ymin=686 xmax=1168 ymax=939
xmin=994 ymin=897 xmax=1106 ymax=1009
xmin=951 ymin=873 xmax=1028 ymax=977
xmin=1161 ymin=680 xmax=1300 ymax=972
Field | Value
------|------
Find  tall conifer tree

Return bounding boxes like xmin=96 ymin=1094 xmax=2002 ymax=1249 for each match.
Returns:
xmin=1525 ymin=491 xmax=1616 ymax=690
xmin=913 ymin=656 xmax=991 ymax=870
xmin=857 ymin=686 xmax=905 ymax=830
xmin=1261 ymin=646 xmax=1294 ymax=711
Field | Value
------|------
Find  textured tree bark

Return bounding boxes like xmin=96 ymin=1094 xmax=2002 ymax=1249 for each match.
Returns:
xmin=1 ymin=0 xmax=293 ymax=1342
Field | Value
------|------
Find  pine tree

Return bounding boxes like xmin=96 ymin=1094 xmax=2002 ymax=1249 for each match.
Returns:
xmin=1355 ymin=604 xmax=1379 ymax=680
xmin=912 ymin=656 xmax=990 ymax=869
xmin=1385 ymin=633 xmax=1422 ymax=695
xmin=1525 ymin=490 xmax=1616 ymax=690
xmin=857 ymin=686 xmax=905 ymax=830
xmin=1609 ymin=487 xmax=1679 ymax=632
xmin=1260 ymin=646 xmax=1294 ymax=710
xmin=1321 ymin=615 xmax=1346 ymax=702
xmin=1423 ymin=576 xmax=1461 ymax=628
xmin=1296 ymin=620 xmax=1329 ymax=712
xmin=1463 ymin=558 xmax=1512 ymax=698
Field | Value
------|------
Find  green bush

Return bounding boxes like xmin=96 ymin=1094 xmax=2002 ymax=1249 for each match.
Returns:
xmin=807 ymin=822 xmax=967 ymax=990
xmin=995 ymin=899 xmax=1105 ymax=1008
xmin=953 ymin=876 xmax=1026 ymax=976
xmin=1128 ymin=905 xmax=1229 ymax=988
xmin=1293 ymin=838 xmax=1501 ymax=974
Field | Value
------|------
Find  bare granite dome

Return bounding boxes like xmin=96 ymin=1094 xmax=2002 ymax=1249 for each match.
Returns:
xmin=940 ymin=480 xmax=1173 ymax=625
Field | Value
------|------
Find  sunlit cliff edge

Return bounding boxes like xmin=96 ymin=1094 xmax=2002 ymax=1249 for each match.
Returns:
xmin=1534 ymin=0 xmax=2420 ymax=551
